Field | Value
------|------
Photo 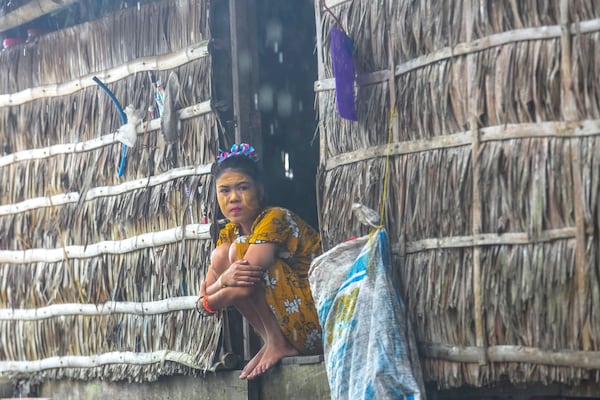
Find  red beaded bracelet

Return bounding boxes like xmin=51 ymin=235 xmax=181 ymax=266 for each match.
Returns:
xmin=203 ymin=295 xmax=218 ymax=314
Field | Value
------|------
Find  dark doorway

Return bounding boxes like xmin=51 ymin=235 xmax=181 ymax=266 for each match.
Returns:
xmin=254 ymin=0 xmax=319 ymax=229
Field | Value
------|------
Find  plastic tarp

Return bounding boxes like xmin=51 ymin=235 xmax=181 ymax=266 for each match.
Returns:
xmin=309 ymin=229 xmax=423 ymax=399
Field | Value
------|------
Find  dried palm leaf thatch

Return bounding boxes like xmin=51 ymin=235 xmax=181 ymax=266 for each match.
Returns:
xmin=0 ymin=237 xmax=221 ymax=381
xmin=0 ymin=0 xmax=221 ymax=384
xmin=316 ymin=0 xmax=600 ymax=390
xmin=0 ymin=0 xmax=210 ymax=92
xmin=0 ymin=312 xmax=222 ymax=382
xmin=0 ymin=58 xmax=212 ymax=153
xmin=0 ymin=138 xmax=216 ymax=250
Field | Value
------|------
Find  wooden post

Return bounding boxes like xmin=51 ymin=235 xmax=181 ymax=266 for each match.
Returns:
xmin=227 ymin=3 xmax=262 ymax=398
xmin=465 ymin=1 xmax=487 ymax=367
xmin=229 ymin=0 xmax=262 ymax=153
xmin=559 ymin=0 xmax=590 ymax=352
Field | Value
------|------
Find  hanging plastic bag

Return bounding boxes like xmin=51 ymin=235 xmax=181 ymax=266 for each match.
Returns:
xmin=309 ymin=229 xmax=423 ymax=399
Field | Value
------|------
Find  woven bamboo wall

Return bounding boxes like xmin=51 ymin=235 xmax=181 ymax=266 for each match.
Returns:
xmin=315 ymin=0 xmax=600 ymax=389
xmin=0 ymin=0 xmax=221 ymax=383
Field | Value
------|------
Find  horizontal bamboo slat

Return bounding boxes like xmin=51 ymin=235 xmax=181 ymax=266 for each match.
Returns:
xmin=0 ymin=163 xmax=212 ymax=217
xmin=325 ymin=119 xmax=600 ymax=170
xmin=395 ymin=226 xmax=594 ymax=254
xmin=0 ymin=223 xmax=212 ymax=263
xmin=0 ymin=100 xmax=211 ymax=168
xmin=421 ymin=342 xmax=600 ymax=370
xmin=0 ymin=41 xmax=209 ymax=107
xmin=314 ymin=18 xmax=600 ymax=92
xmin=0 ymin=350 xmax=204 ymax=374
xmin=0 ymin=296 xmax=199 ymax=320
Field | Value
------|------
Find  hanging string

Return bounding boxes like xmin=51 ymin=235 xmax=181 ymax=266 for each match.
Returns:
xmin=364 ymin=107 xmax=396 ymax=273
xmin=93 ymin=76 xmax=128 ymax=177
xmin=321 ymin=0 xmax=346 ymax=34
xmin=378 ymin=107 xmax=396 ymax=228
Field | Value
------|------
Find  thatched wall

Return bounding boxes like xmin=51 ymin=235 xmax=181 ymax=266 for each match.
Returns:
xmin=0 ymin=0 xmax=221 ymax=384
xmin=315 ymin=0 xmax=600 ymax=390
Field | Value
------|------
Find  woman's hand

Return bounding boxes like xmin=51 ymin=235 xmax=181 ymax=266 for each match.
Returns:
xmin=219 ymin=259 xmax=263 ymax=287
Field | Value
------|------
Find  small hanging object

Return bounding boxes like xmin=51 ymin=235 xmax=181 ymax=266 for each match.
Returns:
xmin=160 ymin=71 xmax=181 ymax=144
xmin=26 ymin=28 xmax=48 ymax=43
xmin=330 ymin=26 xmax=357 ymax=121
xmin=92 ymin=76 xmax=129 ymax=176
xmin=2 ymin=37 xmax=25 ymax=50
xmin=184 ymin=184 xmax=195 ymax=224
xmin=149 ymin=72 xmax=165 ymax=117
xmin=116 ymin=105 xmax=144 ymax=147
xmin=352 ymin=203 xmax=380 ymax=228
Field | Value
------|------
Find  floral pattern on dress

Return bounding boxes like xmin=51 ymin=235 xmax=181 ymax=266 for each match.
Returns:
xmin=284 ymin=296 xmax=302 ymax=314
xmin=217 ymin=207 xmax=323 ymax=355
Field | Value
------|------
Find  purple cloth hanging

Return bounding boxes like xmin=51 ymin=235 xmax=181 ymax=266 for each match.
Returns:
xmin=331 ymin=27 xmax=357 ymax=121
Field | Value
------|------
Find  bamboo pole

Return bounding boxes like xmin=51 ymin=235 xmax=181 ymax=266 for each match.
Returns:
xmin=315 ymin=0 xmax=327 ymax=168
xmin=0 ymin=0 xmax=80 ymax=33
xmin=560 ymin=0 xmax=591 ymax=352
xmin=394 ymin=226 xmax=594 ymax=254
xmin=0 ymin=41 xmax=209 ymax=107
xmin=0 ymin=100 xmax=211 ymax=168
xmin=324 ymin=119 xmax=600 ymax=170
xmin=0 ymin=296 xmax=199 ymax=320
xmin=420 ymin=342 xmax=600 ymax=369
xmin=0 ymin=223 xmax=211 ymax=263
xmin=314 ymin=18 xmax=600 ymax=92
xmin=0 ymin=163 xmax=212 ymax=217
xmin=314 ymin=0 xmax=328 ymax=240
xmin=463 ymin=1 xmax=486 ymax=366
xmin=0 ymin=350 xmax=203 ymax=374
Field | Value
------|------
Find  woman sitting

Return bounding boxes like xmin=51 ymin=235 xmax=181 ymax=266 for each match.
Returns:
xmin=197 ymin=144 xmax=323 ymax=380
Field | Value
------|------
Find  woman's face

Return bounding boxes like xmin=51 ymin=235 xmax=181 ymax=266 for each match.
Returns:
xmin=216 ymin=169 xmax=262 ymax=231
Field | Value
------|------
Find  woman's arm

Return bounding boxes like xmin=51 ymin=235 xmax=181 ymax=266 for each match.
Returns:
xmin=200 ymin=243 xmax=230 ymax=296
xmin=200 ymin=242 xmax=278 ymax=310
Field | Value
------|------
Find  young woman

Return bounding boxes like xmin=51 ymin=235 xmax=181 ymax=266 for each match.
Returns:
xmin=197 ymin=144 xmax=323 ymax=380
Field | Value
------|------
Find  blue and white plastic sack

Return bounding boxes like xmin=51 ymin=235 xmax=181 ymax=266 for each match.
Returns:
xmin=309 ymin=229 xmax=423 ymax=400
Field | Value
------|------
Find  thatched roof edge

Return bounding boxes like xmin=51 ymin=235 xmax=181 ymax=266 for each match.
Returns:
xmin=0 ymin=0 xmax=80 ymax=33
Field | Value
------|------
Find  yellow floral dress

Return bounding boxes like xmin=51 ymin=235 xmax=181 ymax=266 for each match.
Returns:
xmin=217 ymin=207 xmax=323 ymax=354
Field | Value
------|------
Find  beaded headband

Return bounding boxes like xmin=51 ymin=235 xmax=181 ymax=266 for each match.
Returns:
xmin=217 ymin=143 xmax=259 ymax=164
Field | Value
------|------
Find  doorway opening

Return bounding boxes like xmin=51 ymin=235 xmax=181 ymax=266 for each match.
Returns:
xmin=254 ymin=0 xmax=319 ymax=229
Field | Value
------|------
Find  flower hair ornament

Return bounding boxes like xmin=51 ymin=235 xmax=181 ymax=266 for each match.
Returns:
xmin=217 ymin=143 xmax=259 ymax=164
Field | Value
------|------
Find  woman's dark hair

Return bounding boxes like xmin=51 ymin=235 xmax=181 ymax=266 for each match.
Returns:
xmin=213 ymin=154 xmax=263 ymax=185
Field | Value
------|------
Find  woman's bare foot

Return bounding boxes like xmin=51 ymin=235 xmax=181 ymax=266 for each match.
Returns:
xmin=245 ymin=342 xmax=299 ymax=380
xmin=239 ymin=346 xmax=265 ymax=379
